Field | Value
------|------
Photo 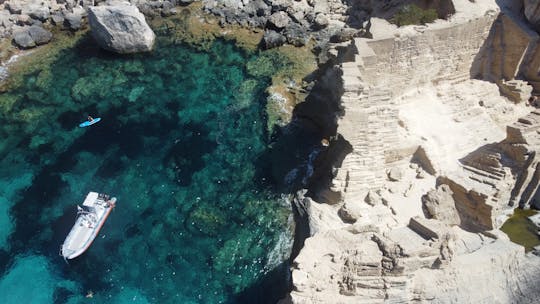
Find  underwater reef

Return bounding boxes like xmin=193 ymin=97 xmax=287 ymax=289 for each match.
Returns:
xmin=0 ymin=30 xmax=320 ymax=303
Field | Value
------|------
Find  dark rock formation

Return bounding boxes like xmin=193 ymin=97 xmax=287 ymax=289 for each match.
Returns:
xmin=262 ymin=29 xmax=286 ymax=49
xmin=27 ymin=25 xmax=52 ymax=45
xmin=12 ymin=28 xmax=35 ymax=48
xmin=12 ymin=25 xmax=52 ymax=48
xmin=524 ymin=0 xmax=540 ymax=31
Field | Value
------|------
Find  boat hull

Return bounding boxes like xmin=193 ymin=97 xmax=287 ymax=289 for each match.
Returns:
xmin=61 ymin=192 xmax=116 ymax=259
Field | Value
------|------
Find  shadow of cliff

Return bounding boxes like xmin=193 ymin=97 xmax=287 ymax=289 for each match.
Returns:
xmin=232 ymin=262 xmax=291 ymax=304
xmin=260 ymin=49 xmax=354 ymax=200
xmin=246 ymin=44 xmax=357 ymax=302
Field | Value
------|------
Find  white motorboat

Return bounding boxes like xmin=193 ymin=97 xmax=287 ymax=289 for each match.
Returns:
xmin=60 ymin=192 xmax=116 ymax=259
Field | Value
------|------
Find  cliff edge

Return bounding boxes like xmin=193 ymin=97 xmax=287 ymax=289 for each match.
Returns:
xmin=285 ymin=0 xmax=540 ymax=302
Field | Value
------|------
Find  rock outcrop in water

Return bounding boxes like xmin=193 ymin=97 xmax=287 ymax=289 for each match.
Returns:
xmin=88 ymin=3 xmax=155 ymax=54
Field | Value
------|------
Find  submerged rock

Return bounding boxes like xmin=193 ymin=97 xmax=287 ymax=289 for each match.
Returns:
xmin=88 ymin=4 xmax=155 ymax=54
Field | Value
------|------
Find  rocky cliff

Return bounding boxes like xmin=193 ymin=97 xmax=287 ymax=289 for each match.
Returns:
xmin=285 ymin=0 xmax=540 ymax=302
xmin=2 ymin=0 xmax=540 ymax=302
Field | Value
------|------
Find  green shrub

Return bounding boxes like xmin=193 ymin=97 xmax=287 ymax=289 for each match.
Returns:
xmin=391 ymin=4 xmax=438 ymax=27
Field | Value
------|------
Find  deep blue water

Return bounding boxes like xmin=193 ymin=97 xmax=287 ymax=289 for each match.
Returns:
xmin=0 ymin=35 xmax=315 ymax=303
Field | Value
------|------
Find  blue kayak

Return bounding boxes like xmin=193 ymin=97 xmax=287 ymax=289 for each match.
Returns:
xmin=79 ymin=117 xmax=101 ymax=128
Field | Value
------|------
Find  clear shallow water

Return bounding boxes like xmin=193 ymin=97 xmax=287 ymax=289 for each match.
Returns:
xmin=0 ymin=36 xmax=305 ymax=303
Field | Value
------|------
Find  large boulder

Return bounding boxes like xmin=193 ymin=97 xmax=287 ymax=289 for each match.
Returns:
xmin=12 ymin=25 xmax=52 ymax=48
xmin=87 ymin=4 xmax=155 ymax=54
xmin=23 ymin=3 xmax=50 ymax=21
xmin=524 ymin=0 xmax=540 ymax=31
xmin=268 ymin=11 xmax=290 ymax=29
xmin=5 ymin=1 xmax=23 ymax=14
xmin=421 ymin=184 xmax=460 ymax=226
xmin=13 ymin=28 xmax=35 ymax=48
xmin=261 ymin=29 xmax=286 ymax=49
xmin=64 ymin=12 xmax=82 ymax=30
xmin=28 ymin=25 xmax=52 ymax=45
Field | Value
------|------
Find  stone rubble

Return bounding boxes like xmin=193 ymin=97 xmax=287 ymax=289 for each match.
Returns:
xmin=0 ymin=0 xmax=372 ymax=55
xmin=201 ymin=0 xmax=369 ymax=49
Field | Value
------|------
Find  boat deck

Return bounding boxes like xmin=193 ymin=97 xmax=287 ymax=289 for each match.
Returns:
xmin=61 ymin=192 xmax=116 ymax=259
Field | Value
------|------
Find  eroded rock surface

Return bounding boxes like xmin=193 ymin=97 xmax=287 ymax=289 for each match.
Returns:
xmin=422 ymin=184 xmax=460 ymax=226
xmin=88 ymin=4 xmax=155 ymax=54
xmin=286 ymin=0 xmax=540 ymax=302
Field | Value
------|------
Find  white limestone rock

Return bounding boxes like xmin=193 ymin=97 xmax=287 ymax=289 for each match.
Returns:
xmin=364 ymin=190 xmax=383 ymax=206
xmin=314 ymin=13 xmax=329 ymax=28
xmin=268 ymin=11 xmax=290 ymax=29
xmin=337 ymin=200 xmax=362 ymax=223
xmin=5 ymin=1 xmax=23 ymax=14
xmin=22 ymin=3 xmax=50 ymax=21
xmin=64 ymin=12 xmax=82 ymax=30
xmin=387 ymin=167 xmax=403 ymax=181
xmin=87 ymin=3 xmax=155 ymax=54
xmin=287 ymin=1 xmax=540 ymax=303
xmin=421 ymin=184 xmax=460 ymax=226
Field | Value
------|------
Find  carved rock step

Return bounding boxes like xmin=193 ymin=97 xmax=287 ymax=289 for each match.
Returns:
xmin=342 ymin=75 xmax=364 ymax=92
xmin=435 ymin=72 xmax=471 ymax=85
xmin=461 ymin=161 xmax=505 ymax=178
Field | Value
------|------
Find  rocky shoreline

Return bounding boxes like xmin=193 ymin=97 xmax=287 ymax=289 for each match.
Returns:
xmin=2 ymin=0 xmax=540 ymax=303
xmin=0 ymin=0 xmax=367 ymax=53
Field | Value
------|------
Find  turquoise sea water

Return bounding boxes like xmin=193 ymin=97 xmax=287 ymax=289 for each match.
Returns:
xmin=0 ymin=35 xmax=313 ymax=303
